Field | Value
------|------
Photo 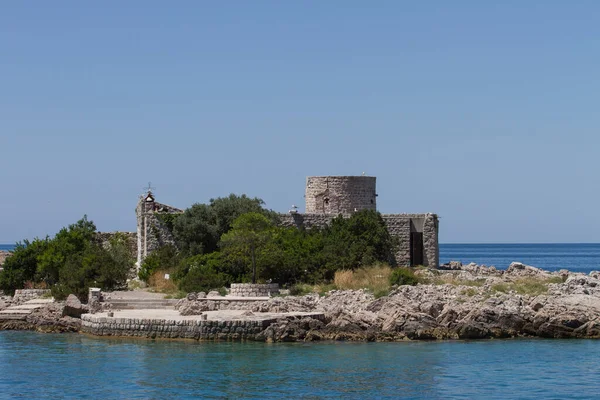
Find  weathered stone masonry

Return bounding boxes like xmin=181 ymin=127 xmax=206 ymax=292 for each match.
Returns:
xmin=81 ymin=312 xmax=326 ymax=340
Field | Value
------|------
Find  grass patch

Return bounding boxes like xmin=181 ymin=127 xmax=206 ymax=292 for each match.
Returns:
xmin=492 ymin=283 xmax=510 ymax=293
xmin=460 ymin=287 xmax=479 ymax=297
xmin=491 ymin=277 xmax=559 ymax=296
xmin=547 ymin=276 xmax=565 ymax=284
xmin=335 ymin=265 xmax=392 ymax=292
xmin=164 ymin=290 xmax=187 ymax=299
xmin=148 ymin=270 xmax=178 ymax=294
xmin=431 ymin=276 xmax=486 ymax=287
xmin=289 ymin=283 xmax=336 ymax=296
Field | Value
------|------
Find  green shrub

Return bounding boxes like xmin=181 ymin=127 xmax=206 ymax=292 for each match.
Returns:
xmin=139 ymin=245 xmax=179 ymax=282
xmin=176 ymin=255 xmax=230 ymax=293
xmin=389 ymin=267 xmax=420 ymax=286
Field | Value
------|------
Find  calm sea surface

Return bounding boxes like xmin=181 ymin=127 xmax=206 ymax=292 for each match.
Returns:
xmin=0 ymin=332 xmax=598 ymax=399
xmin=0 ymin=244 xmax=599 ymax=398
xmin=440 ymin=243 xmax=600 ymax=273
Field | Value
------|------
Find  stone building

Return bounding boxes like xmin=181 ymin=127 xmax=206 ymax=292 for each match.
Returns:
xmin=135 ymin=175 xmax=439 ymax=268
xmin=280 ymin=176 xmax=439 ymax=268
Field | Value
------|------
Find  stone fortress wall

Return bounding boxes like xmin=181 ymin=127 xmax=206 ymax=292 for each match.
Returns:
xmin=281 ymin=176 xmax=439 ymax=268
xmin=135 ymin=175 xmax=439 ymax=268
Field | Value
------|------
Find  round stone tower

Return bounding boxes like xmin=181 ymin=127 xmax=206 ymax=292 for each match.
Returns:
xmin=305 ymin=176 xmax=377 ymax=214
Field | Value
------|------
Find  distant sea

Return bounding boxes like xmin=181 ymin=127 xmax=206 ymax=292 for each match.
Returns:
xmin=1 ymin=242 xmax=599 ymax=272
xmin=440 ymin=243 xmax=599 ymax=273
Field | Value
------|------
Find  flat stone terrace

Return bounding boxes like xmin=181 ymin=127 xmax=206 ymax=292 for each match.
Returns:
xmin=0 ymin=299 xmax=54 ymax=321
xmin=81 ymin=309 xmax=325 ymax=340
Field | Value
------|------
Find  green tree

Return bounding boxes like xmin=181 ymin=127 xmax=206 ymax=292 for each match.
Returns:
xmin=219 ymin=212 xmax=274 ymax=284
xmin=258 ymin=227 xmax=324 ymax=285
xmin=172 ymin=194 xmax=277 ymax=256
xmin=320 ymin=210 xmax=395 ymax=279
xmin=52 ymin=239 xmax=133 ymax=301
xmin=0 ymin=238 xmax=49 ymax=295
xmin=175 ymin=253 xmax=230 ymax=293
xmin=36 ymin=216 xmax=96 ymax=285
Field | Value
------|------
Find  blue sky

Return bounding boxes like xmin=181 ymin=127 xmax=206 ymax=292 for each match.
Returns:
xmin=1 ymin=1 xmax=599 ymax=243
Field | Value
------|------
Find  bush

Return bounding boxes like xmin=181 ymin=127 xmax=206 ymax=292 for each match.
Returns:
xmin=320 ymin=210 xmax=396 ymax=279
xmin=138 ymin=245 xmax=179 ymax=282
xmin=0 ymin=238 xmax=49 ymax=295
xmin=389 ymin=267 xmax=420 ymax=286
xmin=176 ymin=254 xmax=230 ymax=293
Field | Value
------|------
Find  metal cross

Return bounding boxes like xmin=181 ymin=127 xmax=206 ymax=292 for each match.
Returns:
xmin=144 ymin=182 xmax=156 ymax=193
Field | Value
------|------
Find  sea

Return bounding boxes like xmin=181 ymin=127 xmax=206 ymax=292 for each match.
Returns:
xmin=0 ymin=243 xmax=599 ymax=398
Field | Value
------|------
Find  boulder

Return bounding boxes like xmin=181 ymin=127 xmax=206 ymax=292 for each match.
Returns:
xmin=62 ymin=294 xmax=85 ymax=318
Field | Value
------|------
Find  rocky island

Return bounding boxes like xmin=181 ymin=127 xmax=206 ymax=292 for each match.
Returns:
xmin=4 ymin=261 xmax=598 ymax=342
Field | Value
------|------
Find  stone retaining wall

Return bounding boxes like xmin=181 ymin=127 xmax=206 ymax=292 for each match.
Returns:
xmin=13 ymin=289 xmax=50 ymax=304
xmin=81 ymin=313 xmax=324 ymax=340
xmin=178 ymin=298 xmax=268 ymax=315
xmin=229 ymin=284 xmax=279 ymax=297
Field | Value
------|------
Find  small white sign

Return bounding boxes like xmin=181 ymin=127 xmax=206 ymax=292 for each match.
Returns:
xmin=164 ymin=274 xmax=170 ymax=280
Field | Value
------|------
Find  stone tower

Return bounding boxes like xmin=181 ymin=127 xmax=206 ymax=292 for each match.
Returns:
xmin=135 ymin=190 xmax=182 ymax=270
xmin=305 ymin=176 xmax=377 ymax=214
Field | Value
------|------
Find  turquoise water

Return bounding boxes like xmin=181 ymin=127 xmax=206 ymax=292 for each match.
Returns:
xmin=0 ymin=332 xmax=598 ymax=399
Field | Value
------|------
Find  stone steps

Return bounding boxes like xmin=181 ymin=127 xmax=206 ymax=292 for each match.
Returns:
xmin=0 ymin=299 xmax=54 ymax=321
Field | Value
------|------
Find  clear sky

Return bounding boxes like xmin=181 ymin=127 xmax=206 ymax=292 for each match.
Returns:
xmin=1 ymin=1 xmax=599 ymax=243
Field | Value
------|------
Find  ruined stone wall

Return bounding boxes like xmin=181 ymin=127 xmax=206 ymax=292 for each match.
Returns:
xmin=94 ymin=232 xmax=137 ymax=259
xmin=13 ymin=289 xmax=51 ymax=305
xmin=382 ymin=214 xmax=439 ymax=268
xmin=229 ymin=284 xmax=280 ymax=297
xmin=136 ymin=196 xmax=182 ymax=268
xmin=382 ymin=215 xmax=411 ymax=266
xmin=305 ymin=176 xmax=377 ymax=214
xmin=279 ymin=213 xmax=336 ymax=230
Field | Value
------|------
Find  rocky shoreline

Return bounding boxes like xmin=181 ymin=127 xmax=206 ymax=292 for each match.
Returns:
xmin=177 ymin=262 xmax=600 ymax=341
xmin=2 ymin=262 xmax=600 ymax=341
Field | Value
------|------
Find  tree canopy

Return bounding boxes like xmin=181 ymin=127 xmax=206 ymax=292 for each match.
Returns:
xmin=220 ymin=213 xmax=274 ymax=283
xmin=172 ymin=194 xmax=278 ymax=256
xmin=0 ymin=217 xmax=134 ymax=300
